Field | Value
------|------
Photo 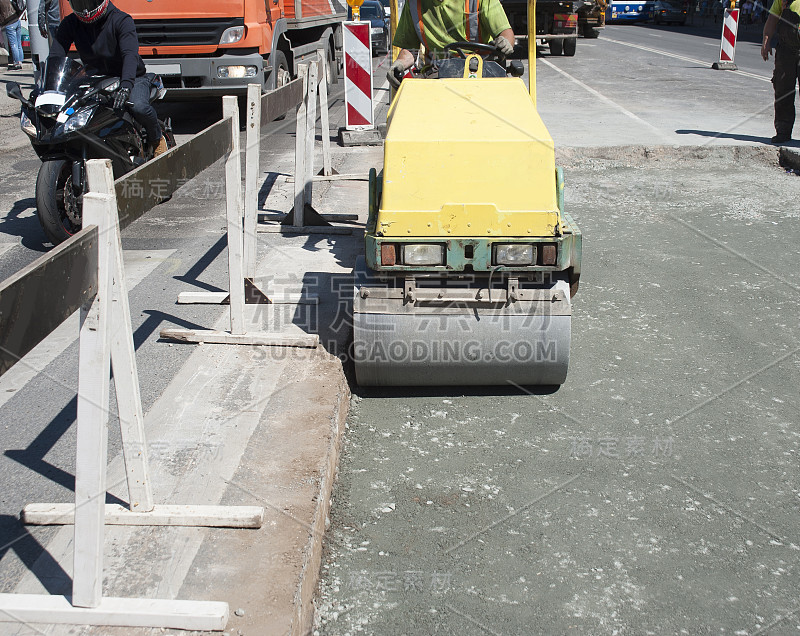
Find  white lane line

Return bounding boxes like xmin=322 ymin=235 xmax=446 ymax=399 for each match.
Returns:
xmin=602 ymin=36 xmax=771 ymax=83
xmin=0 ymin=249 xmax=176 ymax=409
xmin=539 ymin=57 xmax=677 ymax=144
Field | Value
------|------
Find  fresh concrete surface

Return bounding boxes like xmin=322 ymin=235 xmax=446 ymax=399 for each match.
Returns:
xmin=315 ymin=145 xmax=800 ymax=634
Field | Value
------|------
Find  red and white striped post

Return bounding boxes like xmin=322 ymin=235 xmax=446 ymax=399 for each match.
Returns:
xmin=343 ymin=21 xmax=375 ymax=129
xmin=712 ymin=3 xmax=739 ymax=70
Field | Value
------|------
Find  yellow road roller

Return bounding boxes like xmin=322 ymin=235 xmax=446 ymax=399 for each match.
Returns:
xmin=353 ymin=3 xmax=581 ymax=386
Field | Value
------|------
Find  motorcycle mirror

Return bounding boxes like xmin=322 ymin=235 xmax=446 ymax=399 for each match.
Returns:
xmin=6 ymin=82 xmax=33 ymax=108
xmin=6 ymin=82 xmax=23 ymax=100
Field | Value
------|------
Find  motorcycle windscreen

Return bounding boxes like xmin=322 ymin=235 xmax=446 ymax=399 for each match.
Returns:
xmin=37 ymin=57 xmax=88 ymax=115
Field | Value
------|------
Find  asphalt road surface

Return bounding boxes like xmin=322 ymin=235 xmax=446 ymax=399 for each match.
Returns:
xmin=314 ymin=24 xmax=800 ymax=636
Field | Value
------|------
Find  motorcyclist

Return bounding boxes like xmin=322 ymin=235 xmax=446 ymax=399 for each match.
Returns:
xmin=387 ymin=0 xmax=515 ymax=88
xmin=48 ymin=0 xmax=167 ymax=156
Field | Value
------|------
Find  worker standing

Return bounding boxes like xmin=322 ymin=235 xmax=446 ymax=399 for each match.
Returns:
xmin=387 ymin=0 xmax=515 ymax=88
xmin=761 ymin=0 xmax=800 ymax=144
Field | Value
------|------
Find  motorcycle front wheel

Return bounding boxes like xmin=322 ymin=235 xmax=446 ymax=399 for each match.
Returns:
xmin=36 ymin=159 xmax=82 ymax=246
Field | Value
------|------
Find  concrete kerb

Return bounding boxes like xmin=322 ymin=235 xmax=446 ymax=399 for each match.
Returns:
xmin=779 ymin=146 xmax=800 ymax=171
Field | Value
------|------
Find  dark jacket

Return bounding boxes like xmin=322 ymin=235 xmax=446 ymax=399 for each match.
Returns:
xmin=49 ymin=2 xmax=146 ymax=90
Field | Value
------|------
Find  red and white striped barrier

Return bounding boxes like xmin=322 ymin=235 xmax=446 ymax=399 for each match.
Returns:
xmin=713 ymin=8 xmax=739 ymax=70
xmin=343 ymin=21 xmax=374 ymax=129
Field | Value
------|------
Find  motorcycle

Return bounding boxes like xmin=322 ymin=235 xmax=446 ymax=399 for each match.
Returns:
xmin=6 ymin=57 xmax=176 ymax=245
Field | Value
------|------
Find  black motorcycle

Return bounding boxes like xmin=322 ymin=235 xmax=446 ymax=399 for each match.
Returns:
xmin=6 ymin=57 xmax=175 ymax=245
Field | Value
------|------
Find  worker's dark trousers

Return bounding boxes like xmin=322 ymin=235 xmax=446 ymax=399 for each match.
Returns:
xmin=773 ymin=45 xmax=800 ymax=137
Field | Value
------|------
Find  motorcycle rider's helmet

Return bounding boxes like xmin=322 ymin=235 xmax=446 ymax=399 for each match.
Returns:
xmin=68 ymin=0 xmax=109 ymax=22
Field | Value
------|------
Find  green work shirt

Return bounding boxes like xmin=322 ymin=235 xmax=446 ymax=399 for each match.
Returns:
xmin=770 ymin=0 xmax=800 ymax=16
xmin=393 ymin=0 xmax=511 ymax=54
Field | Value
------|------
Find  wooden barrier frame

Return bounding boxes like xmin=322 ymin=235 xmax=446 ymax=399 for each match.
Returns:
xmin=0 ymin=159 xmax=266 ymax=629
xmin=157 ymin=96 xmax=319 ymax=346
xmin=260 ymin=52 xmax=360 ymax=233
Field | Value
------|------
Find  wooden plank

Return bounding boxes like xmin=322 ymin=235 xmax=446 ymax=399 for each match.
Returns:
xmin=285 ymin=174 xmax=368 ymax=182
xmin=21 ymin=504 xmax=264 ymax=528
xmin=72 ymin=193 xmax=115 ymax=609
xmin=223 ymin=97 xmax=246 ymax=336
xmin=86 ymin=160 xmax=155 ymax=514
xmin=257 ymin=225 xmax=353 ymax=235
xmin=177 ymin=291 xmax=230 ymax=304
xmin=0 ymin=594 xmax=229 ymax=631
xmin=318 ymin=48 xmax=333 ymax=177
xmin=244 ymin=84 xmax=260 ymax=280
xmin=115 ymin=117 xmax=232 ymax=230
xmin=260 ymin=78 xmax=304 ymax=126
xmin=178 ymin=291 xmax=318 ymax=305
xmin=0 ymin=226 xmax=98 ymax=377
xmin=304 ymin=61 xmax=319 ymax=207
xmin=259 ymin=212 xmax=359 ymax=220
xmin=293 ymin=65 xmax=309 ymax=228
xmin=159 ymin=329 xmax=319 ymax=348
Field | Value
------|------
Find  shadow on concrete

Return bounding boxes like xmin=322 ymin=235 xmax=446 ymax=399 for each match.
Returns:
xmin=0 ymin=513 xmax=72 ymax=595
xmin=675 ymin=129 xmax=782 ymax=145
xmin=172 ymin=234 xmax=228 ymax=293
xmin=0 ymin=197 xmax=49 ymax=252
xmin=4 ymin=395 xmax=127 ymax=506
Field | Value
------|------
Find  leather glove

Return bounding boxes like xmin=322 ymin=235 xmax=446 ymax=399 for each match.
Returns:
xmin=491 ymin=35 xmax=514 ymax=56
xmin=39 ymin=24 xmax=48 ymax=38
xmin=387 ymin=60 xmax=406 ymax=89
xmin=112 ymin=87 xmax=131 ymax=111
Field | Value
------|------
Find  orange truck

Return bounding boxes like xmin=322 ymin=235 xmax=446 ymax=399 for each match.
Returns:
xmin=59 ymin=0 xmax=346 ymax=97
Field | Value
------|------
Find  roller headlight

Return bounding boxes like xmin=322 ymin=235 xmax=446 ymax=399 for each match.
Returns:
xmin=494 ymin=244 xmax=535 ymax=266
xmin=403 ymin=244 xmax=445 ymax=266
xmin=20 ymin=111 xmax=36 ymax=137
xmin=220 ymin=26 xmax=245 ymax=45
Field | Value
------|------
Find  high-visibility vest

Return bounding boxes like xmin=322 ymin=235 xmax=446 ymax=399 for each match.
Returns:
xmin=409 ymin=0 xmax=482 ymax=56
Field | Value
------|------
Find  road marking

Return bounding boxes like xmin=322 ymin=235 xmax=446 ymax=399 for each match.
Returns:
xmin=602 ymin=36 xmax=771 ymax=83
xmin=539 ymin=57 xmax=677 ymax=144
xmin=0 ymin=249 xmax=176 ymax=409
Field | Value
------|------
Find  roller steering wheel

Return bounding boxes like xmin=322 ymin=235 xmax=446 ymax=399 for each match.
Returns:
xmin=443 ymin=40 xmax=504 ymax=63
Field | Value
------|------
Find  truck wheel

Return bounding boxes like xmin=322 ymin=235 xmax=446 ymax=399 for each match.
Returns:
xmin=583 ymin=24 xmax=600 ymax=38
xmin=563 ymin=37 xmax=577 ymax=56
xmin=548 ymin=39 xmax=563 ymax=56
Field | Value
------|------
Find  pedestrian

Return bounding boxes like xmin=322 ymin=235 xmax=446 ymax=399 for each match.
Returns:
xmin=3 ymin=16 xmax=24 ymax=70
xmin=761 ymin=0 xmax=800 ymax=143
xmin=38 ymin=0 xmax=61 ymax=44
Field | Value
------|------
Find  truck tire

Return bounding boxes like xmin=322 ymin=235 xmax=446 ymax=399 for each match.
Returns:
xmin=548 ymin=39 xmax=563 ymax=56
xmin=563 ymin=37 xmax=577 ymax=56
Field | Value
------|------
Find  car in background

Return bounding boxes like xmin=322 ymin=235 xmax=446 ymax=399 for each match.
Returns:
xmin=348 ymin=1 xmax=390 ymax=54
xmin=653 ymin=0 xmax=687 ymax=23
